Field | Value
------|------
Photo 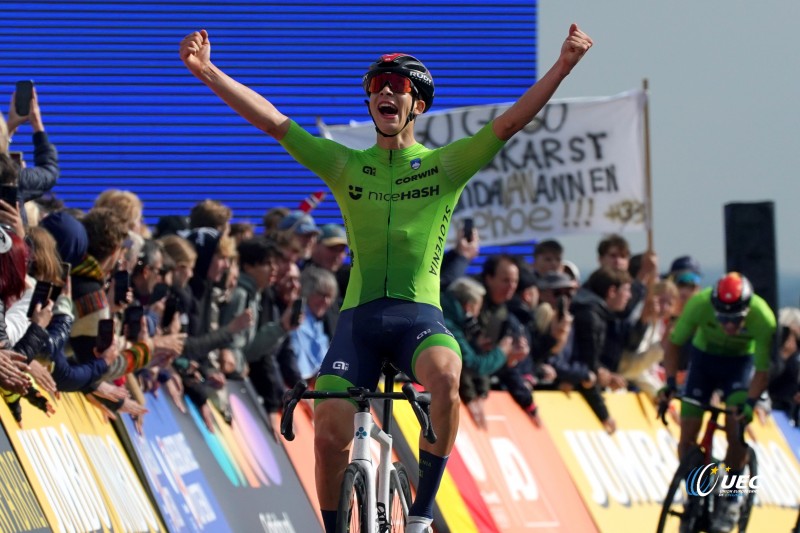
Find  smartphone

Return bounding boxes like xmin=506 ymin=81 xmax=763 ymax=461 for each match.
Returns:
xmin=556 ymin=295 xmax=567 ymax=320
xmin=49 ymin=285 xmax=62 ymax=301
xmin=161 ymin=292 xmax=179 ymax=330
xmin=48 ymin=262 xmax=71 ymax=301
xmin=463 ymin=218 xmax=474 ymax=243
xmin=27 ymin=280 xmax=52 ymax=318
xmin=289 ymin=298 xmax=304 ymax=327
xmin=124 ymin=305 xmax=144 ymax=341
xmin=150 ymin=282 xmax=169 ymax=303
xmin=0 ymin=185 xmax=18 ymax=207
xmin=15 ymin=80 xmax=34 ymax=117
xmin=9 ymin=151 xmax=23 ymax=169
xmin=96 ymin=319 xmax=115 ymax=352
xmin=113 ymin=269 xmax=130 ymax=305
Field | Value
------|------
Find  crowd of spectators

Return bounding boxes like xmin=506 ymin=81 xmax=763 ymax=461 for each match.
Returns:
xmin=1 ymin=89 xmax=798 ymax=438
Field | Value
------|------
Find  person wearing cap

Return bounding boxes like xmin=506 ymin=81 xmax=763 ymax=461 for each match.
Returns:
xmin=181 ymin=23 xmax=593 ymax=533
xmin=278 ymin=209 xmax=320 ymax=263
xmin=528 ymin=270 xmax=598 ymax=396
xmin=667 ymin=255 xmax=703 ymax=311
xmin=307 ymin=223 xmax=348 ymax=274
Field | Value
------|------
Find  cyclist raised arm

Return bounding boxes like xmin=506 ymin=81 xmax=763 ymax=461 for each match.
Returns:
xmin=493 ymin=23 xmax=591 ymax=141
xmin=179 ymin=29 xmax=290 ymax=139
xmin=660 ymin=272 xmax=775 ymax=533
xmin=181 ymin=24 xmax=592 ymax=533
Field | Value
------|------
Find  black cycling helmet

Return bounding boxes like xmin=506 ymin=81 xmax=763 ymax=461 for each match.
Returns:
xmin=363 ymin=53 xmax=435 ymax=113
xmin=711 ymin=272 xmax=753 ymax=316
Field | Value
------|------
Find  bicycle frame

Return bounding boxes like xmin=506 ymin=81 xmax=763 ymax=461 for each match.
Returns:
xmin=350 ymin=407 xmax=405 ymax=531
xmin=696 ymin=405 xmax=723 ymax=463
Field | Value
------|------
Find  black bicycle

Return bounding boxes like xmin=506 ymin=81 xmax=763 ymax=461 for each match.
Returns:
xmin=657 ymin=397 xmax=757 ymax=533
xmin=281 ymin=363 xmax=436 ymax=533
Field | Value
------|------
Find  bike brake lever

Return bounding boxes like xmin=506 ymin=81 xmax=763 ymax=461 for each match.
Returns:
xmin=281 ymin=399 xmax=298 ymax=441
xmin=280 ymin=380 xmax=308 ymax=441
xmin=401 ymin=382 xmax=437 ymax=444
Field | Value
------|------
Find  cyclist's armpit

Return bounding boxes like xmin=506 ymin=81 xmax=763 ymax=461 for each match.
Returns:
xmin=439 ymin=121 xmax=506 ymax=187
xmin=279 ymin=120 xmax=350 ymax=186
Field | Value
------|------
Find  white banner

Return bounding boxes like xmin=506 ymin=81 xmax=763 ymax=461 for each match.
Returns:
xmin=319 ymin=89 xmax=648 ymax=247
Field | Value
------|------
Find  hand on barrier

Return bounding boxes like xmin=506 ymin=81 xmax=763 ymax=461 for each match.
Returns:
xmin=28 ymin=360 xmax=59 ymax=400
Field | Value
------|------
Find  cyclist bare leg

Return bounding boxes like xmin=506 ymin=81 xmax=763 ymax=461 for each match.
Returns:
xmin=415 ymin=345 xmax=461 ymax=453
xmin=678 ymin=416 xmax=703 ymax=459
xmin=407 ymin=345 xmax=462 ymax=531
xmin=314 ymin=398 xmax=358 ymax=531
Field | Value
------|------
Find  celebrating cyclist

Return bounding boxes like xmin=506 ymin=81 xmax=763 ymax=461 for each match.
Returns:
xmin=660 ymin=272 xmax=775 ymax=533
xmin=181 ymin=24 xmax=592 ymax=533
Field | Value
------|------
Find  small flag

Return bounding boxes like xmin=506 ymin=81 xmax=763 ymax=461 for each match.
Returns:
xmin=298 ymin=191 xmax=326 ymax=213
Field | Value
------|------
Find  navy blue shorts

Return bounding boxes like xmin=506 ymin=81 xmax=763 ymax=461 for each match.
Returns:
xmin=315 ymin=298 xmax=460 ymax=393
xmin=681 ymin=346 xmax=754 ymax=415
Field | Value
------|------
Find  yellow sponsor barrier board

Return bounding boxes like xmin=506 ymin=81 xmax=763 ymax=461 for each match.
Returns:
xmin=0 ymin=390 xmax=164 ymax=532
xmin=537 ymin=391 xmax=800 ymax=533
xmin=0 ymin=441 xmax=48 ymax=532
xmin=389 ymin=385 xmax=480 ymax=533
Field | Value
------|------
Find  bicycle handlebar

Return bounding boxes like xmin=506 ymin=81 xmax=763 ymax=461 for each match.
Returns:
xmin=658 ymin=394 xmax=738 ymax=426
xmin=280 ymin=380 xmax=437 ymax=444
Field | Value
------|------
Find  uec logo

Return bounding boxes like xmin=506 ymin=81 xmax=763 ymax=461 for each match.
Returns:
xmin=685 ymin=463 xmax=720 ymax=497
xmin=686 ymin=463 xmax=760 ymax=497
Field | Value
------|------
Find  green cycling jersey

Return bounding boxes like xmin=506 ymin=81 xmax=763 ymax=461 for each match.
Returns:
xmin=279 ymin=120 xmax=506 ymax=311
xmin=669 ymin=287 xmax=776 ymax=371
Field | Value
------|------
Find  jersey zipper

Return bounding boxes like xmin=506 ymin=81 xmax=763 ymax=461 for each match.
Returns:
xmin=385 ymin=150 xmax=393 ymax=295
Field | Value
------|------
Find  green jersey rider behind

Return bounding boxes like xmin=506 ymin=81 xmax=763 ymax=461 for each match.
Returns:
xmin=180 ymin=25 xmax=593 ymax=533
xmin=659 ymin=272 xmax=775 ymax=533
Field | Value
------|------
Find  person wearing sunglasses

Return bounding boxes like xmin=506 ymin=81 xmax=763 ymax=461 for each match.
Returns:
xmin=180 ymin=24 xmax=592 ymax=533
xmin=659 ymin=272 xmax=775 ymax=533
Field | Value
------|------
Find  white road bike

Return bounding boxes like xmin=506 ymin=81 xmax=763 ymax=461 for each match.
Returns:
xmin=282 ymin=363 xmax=436 ymax=533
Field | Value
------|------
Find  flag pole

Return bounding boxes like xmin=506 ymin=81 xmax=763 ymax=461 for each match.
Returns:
xmin=643 ymin=78 xmax=654 ymax=252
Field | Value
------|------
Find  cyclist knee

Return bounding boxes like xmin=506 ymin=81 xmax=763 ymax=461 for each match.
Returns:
xmin=424 ymin=367 xmax=460 ymax=402
xmin=314 ymin=402 xmax=356 ymax=453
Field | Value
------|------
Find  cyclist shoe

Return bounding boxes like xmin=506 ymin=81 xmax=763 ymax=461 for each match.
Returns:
xmin=406 ymin=516 xmax=434 ymax=533
xmin=710 ymin=495 xmax=742 ymax=533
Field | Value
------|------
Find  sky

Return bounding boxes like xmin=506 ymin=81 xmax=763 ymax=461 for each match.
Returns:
xmin=537 ymin=1 xmax=800 ymax=306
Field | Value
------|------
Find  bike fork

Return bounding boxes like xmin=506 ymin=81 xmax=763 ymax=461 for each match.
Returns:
xmin=352 ymin=411 xmax=378 ymax=531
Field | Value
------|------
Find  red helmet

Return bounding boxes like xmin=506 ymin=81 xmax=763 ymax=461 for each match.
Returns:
xmin=711 ymin=272 xmax=753 ymax=316
xmin=363 ymin=53 xmax=435 ymax=113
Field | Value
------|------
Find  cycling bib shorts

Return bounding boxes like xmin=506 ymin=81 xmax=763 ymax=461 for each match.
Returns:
xmin=315 ymin=298 xmax=460 ymax=394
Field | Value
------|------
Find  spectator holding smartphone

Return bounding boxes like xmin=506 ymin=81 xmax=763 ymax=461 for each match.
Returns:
xmin=69 ymin=208 xmax=153 ymax=384
xmin=1 ymin=85 xmax=59 ymax=218
xmin=219 ymin=237 xmax=282 ymax=376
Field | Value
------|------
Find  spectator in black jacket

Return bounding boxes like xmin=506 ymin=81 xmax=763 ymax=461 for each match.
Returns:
xmin=2 ymin=88 xmax=59 ymax=213
xmin=182 ymin=228 xmax=252 ymax=382
xmin=479 ymin=254 xmax=535 ymax=417
xmin=570 ymin=266 xmax=632 ymax=433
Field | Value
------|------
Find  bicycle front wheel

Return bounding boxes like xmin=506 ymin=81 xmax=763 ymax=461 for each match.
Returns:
xmin=657 ymin=447 xmax=706 ymax=533
xmin=337 ymin=463 xmax=370 ymax=533
xmin=738 ymin=445 xmax=758 ymax=532
xmin=387 ymin=462 xmax=412 ymax=532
